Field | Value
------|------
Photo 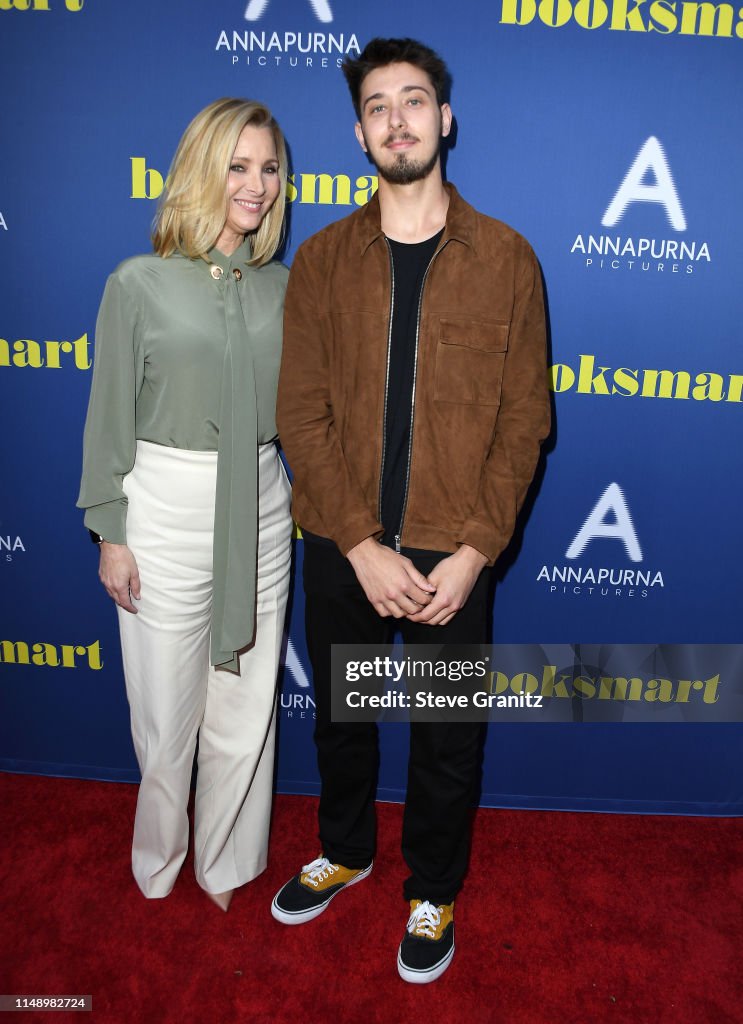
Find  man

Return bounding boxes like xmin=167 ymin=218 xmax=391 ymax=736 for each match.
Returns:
xmin=273 ymin=37 xmax=550 ymax=983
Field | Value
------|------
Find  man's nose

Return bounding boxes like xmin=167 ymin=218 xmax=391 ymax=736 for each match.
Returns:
xmin=388 ymin=104 xmax=406 ymax=130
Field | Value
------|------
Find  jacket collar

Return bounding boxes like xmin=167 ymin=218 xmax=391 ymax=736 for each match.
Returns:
xmin=356 ymin=181 xmax=478 ymax=255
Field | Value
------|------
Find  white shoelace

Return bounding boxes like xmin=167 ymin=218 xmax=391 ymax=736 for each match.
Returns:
xmin=407 ymin=900 xmax=442 ymax=938
xmin=301 ymin=856 xmax=338 ymax=888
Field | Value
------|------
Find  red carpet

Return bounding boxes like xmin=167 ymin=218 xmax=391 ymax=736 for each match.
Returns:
xmin=1 ymin=774 xmax=741 ymax=1024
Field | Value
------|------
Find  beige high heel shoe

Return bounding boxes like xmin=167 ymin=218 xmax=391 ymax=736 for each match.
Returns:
xmin=206 ymin=889 xmax=234 ymax=912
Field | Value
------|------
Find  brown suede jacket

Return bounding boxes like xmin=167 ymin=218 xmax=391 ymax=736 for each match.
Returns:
xmin=277 ymin=182 xmax=551 ymax=565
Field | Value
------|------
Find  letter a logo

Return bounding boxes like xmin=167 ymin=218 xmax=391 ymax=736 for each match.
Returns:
xmin=566 ymin=483 xmax=643 ymax=563
xmin=244 ymin=0 xmax=333 ymax=21
xmin=601 ymin=136 xmax=686 ymax=231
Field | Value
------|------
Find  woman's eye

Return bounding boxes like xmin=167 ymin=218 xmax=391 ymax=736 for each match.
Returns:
xmin=230 ymin=164 xmax=244 ymax=173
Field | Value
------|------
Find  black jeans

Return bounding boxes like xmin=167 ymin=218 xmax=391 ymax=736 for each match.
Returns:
xmin=303 ymin=539 xmax=490 ymax=904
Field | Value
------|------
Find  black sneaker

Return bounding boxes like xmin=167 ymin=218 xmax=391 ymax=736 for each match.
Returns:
xmin=271 ymin=856 xmax=373 ymax=925
xmin=397 ymin=900 xmax=455 ymax=983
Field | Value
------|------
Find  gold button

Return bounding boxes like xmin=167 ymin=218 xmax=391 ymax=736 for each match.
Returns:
xmin=210 ymin=265 xmax=223 ymax=280
xmin=233 ymin=268 xmax=243 ymax=281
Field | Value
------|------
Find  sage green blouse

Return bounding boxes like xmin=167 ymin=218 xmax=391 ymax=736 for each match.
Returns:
xmin=78 ymin=239 xmax=289 ymax=671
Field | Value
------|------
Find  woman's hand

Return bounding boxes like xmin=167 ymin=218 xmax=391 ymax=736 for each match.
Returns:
xmin=98 ymin=542 xmax=141 ymax=614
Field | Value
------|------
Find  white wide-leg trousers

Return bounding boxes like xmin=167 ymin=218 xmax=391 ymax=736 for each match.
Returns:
xmin=117 ymin=440 xmax=291 ymax=898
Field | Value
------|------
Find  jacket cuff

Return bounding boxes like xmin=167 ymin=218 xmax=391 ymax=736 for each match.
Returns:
xmin=83 ymin=500 xmax=127 ymax=546
xmin=456 ymin=520 xmax=502 ymax=567
xmin=335 ymin=514 xmax=385 ymax=558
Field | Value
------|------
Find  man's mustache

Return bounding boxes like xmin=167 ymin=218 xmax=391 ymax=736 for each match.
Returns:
xmin=384 ymin=132 xmax=419 ymax=146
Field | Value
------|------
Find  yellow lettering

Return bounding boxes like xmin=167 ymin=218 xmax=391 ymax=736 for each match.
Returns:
xmin=32 ymin=643 xmax=60 ymax=667
xmin=500 ymin=0 xmax=538 ymax=22
xmin=354 ymin=175 xmax=378 ymax=206
xmin=130 ymin=157 xmax=164 ymax=200
xmin=610 ymin=0 xmax=649 ymax=29
xmin=73 ymin=333 xmax=92 ymax=369
xmin=13 ymin=339 xmax=44 ymax=368
xmin=286 ymin=174 xmax=298 ymax=203
xmin=0 ymin=639 xmax=102 ymax=667
xmin=641 ymin=368 xmax=691 ymax=399
xmin=702 ymin=673 xmax=721 ymax=703
xmin=675 ymin=679 xmax=693 ymax=702
xmin=511 ymin=672 xmax=539 ymax=695
xmin=648 ymin=0 xmax=679 ymax=29
xmin=86 ymin=640 xmax=103 ymax=670
xmin=612 ymin=367 xmax=640 ymax=396
xmin=598 ymin=676 xmax=643 ymax=701
xmin=300 ymin=173 xmax=352 ymax=206
xmin=692 ymin=372 xmax=725 ymax=401
xmin=0 ymin=0 xmax=49 ymax=8
xmin=577 ymin=353 xmax=611 ymax=395
xmin=573 ymin=675 xmax=597 ymax=698
xmin=61 ymin=645 xmax=77 ymax=668
xmin=0 ymin=640 xmax=30 ymax=664
xmin=574 ymin=0 xmax=610 ymax=26
xmin=43 ymin=340 xmax=72 ymax=369
xmin=489 ymin=670 xmax=511 ymax=694
xmin=540 ymin=665 xmax=572 ymax=698
xmin=727 ymin=375 xmax=743 ymax=402
xmin=1 ymin=337 xmax=90 ymax=370
xmin=680 ymin=1 xmax=733 ymax=35
xmin=643 ymin=677 xmax=674 ymax=702
xmin=538 ymin=0 xmax=573 ymax=24
xmin=549 ymin=363 xmax=575 ymax=392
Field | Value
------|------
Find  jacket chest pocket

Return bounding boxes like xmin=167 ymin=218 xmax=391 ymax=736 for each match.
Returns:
xmin=434 ymin=318 xmax=510 ymax=405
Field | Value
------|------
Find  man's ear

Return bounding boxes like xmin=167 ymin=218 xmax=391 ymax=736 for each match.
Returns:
xmin=441 ymin=103 xmax=453 ymax=139
xmin=354 ymin=121 xmax=368 ymax=153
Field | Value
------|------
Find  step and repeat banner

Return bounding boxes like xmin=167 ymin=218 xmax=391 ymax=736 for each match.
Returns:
xmin=1 ymin=0 xmax=741 ymax=814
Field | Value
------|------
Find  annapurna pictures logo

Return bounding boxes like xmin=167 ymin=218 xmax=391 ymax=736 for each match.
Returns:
xmin=244 ymin=0 xmax=332 ymax=20
xmin=570 ymin=136 xmax=711 ymax=276
xmin=280 ymin=636 xmax=316 ymax=717
xmin=217 ymin=0 xmax=360 ymax=68
xmin=537 ymin=483 xmax=665 ymax=599
xmin=1 ymin=531 xmax=26 ymax=563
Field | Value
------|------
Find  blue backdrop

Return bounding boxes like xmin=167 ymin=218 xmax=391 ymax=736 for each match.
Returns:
xmin=1 ymin=0 xmax=741 ymax=814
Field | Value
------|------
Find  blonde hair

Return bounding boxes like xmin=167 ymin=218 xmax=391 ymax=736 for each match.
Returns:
xmin=152 ymin=98 xmax=288 ymax=267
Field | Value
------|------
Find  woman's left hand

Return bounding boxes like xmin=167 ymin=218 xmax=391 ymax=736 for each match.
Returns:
xmin=98 ymin=542 xmax=141 ymax=614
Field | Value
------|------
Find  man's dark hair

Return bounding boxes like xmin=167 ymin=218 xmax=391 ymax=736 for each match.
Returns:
xmin=342 ymin=38 xmax=451 ymax=120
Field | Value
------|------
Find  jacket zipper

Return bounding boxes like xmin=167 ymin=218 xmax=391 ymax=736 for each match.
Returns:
xmin=383 ymin=239 xmax=450 ymax=553
xmin=378 ymin=237 xmax=395 ymax=526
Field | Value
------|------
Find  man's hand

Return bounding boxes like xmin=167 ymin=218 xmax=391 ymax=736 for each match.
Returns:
xmin=406 ymin=545 xmax=488 ymax=626
xmin=98 ymin=542 xmax=141 ymax=614
xmin=346 ymin=537 xmax=436 ymax=619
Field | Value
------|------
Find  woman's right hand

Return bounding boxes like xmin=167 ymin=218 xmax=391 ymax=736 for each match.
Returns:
xmin=98 ymin=542 xmax=141 ymax=614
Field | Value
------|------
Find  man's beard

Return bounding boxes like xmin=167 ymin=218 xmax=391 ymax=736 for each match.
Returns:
xmin=372 ymin=132 xmax=441 ymax=185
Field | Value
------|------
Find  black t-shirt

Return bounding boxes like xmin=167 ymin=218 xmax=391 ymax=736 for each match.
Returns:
xmin=380 ymin=229 xmax=444 ymax=548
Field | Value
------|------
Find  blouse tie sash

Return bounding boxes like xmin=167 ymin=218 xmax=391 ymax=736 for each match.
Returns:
xmin=211 ymin=255 xmax=259 ymax=672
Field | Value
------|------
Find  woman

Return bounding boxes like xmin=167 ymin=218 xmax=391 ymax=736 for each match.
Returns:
xmin=78 ymin=98 xmax=292 ymax=911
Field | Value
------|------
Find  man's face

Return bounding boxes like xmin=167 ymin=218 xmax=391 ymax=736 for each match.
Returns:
xmin=354 ymin=62 xmax=452 ymax=185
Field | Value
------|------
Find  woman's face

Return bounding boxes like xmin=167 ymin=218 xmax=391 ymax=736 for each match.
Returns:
xmin=216 ymin=124 xmax=281 ymax=254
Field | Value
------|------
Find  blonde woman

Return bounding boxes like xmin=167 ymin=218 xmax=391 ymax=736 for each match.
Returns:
xmin=78 ymin=99 xmax=292 ymax=910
